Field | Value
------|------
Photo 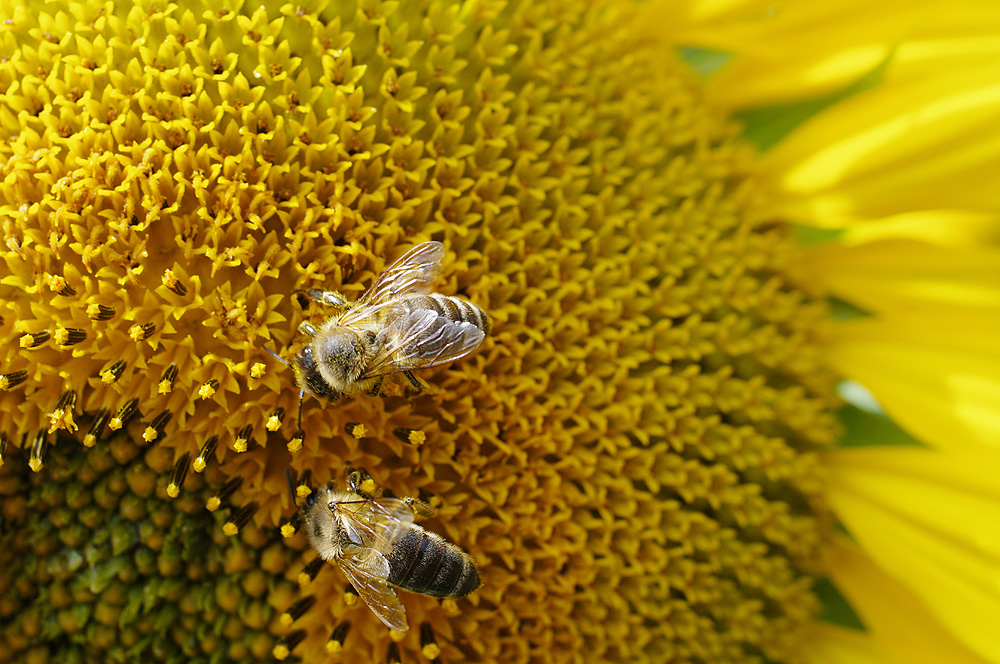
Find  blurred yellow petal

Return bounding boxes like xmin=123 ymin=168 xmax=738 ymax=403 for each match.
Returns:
xmin=821 ymin=535 xmax=992 ymax=664
xmin=761 ymin=62 xmax=1000 ymax=225
xmin=829 ymin=316 xmax=1000 ymax=449
xmin=819 ymin=210 xmax=1000 ymax=246
xmin=827 ymin=447 xmax=1000 ymax=662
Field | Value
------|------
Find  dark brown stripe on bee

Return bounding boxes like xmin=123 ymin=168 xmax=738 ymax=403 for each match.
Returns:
xmin=386 ymin=526 xmax=480 ymax=598
xmin=401 ymin=293 xmax=490 ymax=332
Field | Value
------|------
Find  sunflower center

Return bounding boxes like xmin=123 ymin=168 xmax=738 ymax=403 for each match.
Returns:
xmin=0 ymin=1 xmax=840 ymax=662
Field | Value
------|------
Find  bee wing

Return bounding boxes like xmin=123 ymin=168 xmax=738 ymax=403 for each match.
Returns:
xmin=362 ymin=309 xmax=485 ymax=378
xmin=338 ymin=549 xmax=408 ymax=631
xmin=340 ymin=242 xmax=445 ymax=327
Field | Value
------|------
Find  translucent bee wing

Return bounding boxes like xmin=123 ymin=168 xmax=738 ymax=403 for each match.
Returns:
xmin=340 ymin=242 xmax=445 ymax=327
xmin=362 ymin=309 xmax=485 ymax=378
xmin=340 ymin=497 xmax=415 ymax=551
xmin=338 ymin=549 xmax=408 ymax=631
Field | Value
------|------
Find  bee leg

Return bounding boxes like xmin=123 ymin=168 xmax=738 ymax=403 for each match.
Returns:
xmin=295 ymin=288 xmax=351 ymax=309
xmin=403 ymin=370 xmax=428 ymax=392
xmin=298 ymin=321 xmax=317 ymax=336
xmin=366 ymin=376 xmax=384 ymax=397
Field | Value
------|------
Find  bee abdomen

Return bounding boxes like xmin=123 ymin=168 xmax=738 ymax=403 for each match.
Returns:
xmin=401 ymin=293 xmax=490 ymax=334
xmin=386 ymin=526 xmax=480 ymax=598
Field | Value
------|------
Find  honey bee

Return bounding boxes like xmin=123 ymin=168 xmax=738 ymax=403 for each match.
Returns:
xmin=298 ymin=470 xmax=480 ymax=631
xmin=269 ymin=241 xmax=489 ymax=426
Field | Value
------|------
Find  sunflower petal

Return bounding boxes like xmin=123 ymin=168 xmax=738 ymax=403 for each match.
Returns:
xmin=827 ymin=447 xmax=1000 ymax=662
xmin=801 ymin=623 xmax=888 ymax=664
xmin=819 ymin=536 xmax=992 ymax=664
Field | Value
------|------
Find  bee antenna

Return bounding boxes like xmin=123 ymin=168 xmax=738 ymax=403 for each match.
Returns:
xmin=286 ymin=467 xmax=298 ymax=509
xmin=263 ymin=346 xmax=292 ymax=368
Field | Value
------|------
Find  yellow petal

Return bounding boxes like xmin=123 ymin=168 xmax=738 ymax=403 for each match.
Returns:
xmin=827 ymin=447 xmax=1000 ymax=662
xmin=761 ymin=62 xmax=1000 ymax=226
xmin=829 ymin=316 xmax=1000 ymax=449
xmin=820 ymin=535 xmax=991 ymax=664
xmin=802 ymin=623 xmax=900 ymax=664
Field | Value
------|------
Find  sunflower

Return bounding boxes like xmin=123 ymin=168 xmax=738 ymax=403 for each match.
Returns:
xmin=1 ymin=0 xmax=997 ymax=662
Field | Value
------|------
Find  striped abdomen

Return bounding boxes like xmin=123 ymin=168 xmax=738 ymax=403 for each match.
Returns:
xmin=393 ymin=293 xmax=490 ymax=335
xmin=385 ymin=525 xmax=480 ymax=598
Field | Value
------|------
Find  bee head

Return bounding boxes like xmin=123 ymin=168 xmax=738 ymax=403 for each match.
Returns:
xmin=291 ymin=346 xmax=339 ymax=400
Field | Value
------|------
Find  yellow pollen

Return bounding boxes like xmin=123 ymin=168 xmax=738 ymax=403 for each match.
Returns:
xmin=47 ymin=408 xmax=77 ymax=434
xmin=143 ymin=427 xmax=158 ymax=442
xmin=83 ymin=435 xmax=96 ymax=448
xmin=250 ymin=362 xmax=266 ymax=379
xmin=295 ymin=485 xmax=311 ymax=498
xmin=343 ymin=591 xmax=358 ymax=607
xmin=286 ymin=436 xmax=303 ymax=453
xmin=325 ymin=641 xmax=342 ymax=655
xmin=52 ymin=329 xmax=69 ymax=345
xmin=206 ymin=497 xmax=222 ymax=512
xmin=100 ymin=371 xmax=116 ymax=386
xmin=279 ymin=613 xmax=293 ymax=628
xmin=157 ymin=380 xmax=173 ymax=394
xmin=192 ymin=457 xmax=207 ymax=473
xmin=19 ymin=334 xmax=34 ymax=348
xmin=408 ymin=430 xmax=426 ymax=445
xmin=389 ymin=629 xmax=406 ymax=642
xmin=197 ymin=382 xmax=217 ymax=399
xmin=166 ymin=483 xmax=180 ymax=498
xmin=351 ymin=423 xmax=368 ymax=438
xmin=222 ymin=523 xmax=239 ymax=537
xmin=28 ymin=457 xmax=43 ymax=473
xmin=440 ymin=598 xmax=459 ymax=616
xmin=272 ymin=645 xmax=290 ymax=661
xmin=108 ymin=418 xmax=123 ymax=431
xmin=85 ymin=303 xmax=102 ymax=318
xmin=422 ymin=644 xmax=442 ymax=659
xmin=128 ymin=325 xmax=146 ymax=342
xmin=46 ymin=274 xmax=68 ymax=292
xmin=233 ymin=438 xmax=248 ymax=453
xmin=266 ymin=414 xmax=282 ymax=431
xmin=281 ymin=523 xmax=296 ymax=538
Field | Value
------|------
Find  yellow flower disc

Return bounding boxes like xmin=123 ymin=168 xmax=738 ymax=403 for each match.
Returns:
xmin=0 ymin=1 xmax=841 ymax=662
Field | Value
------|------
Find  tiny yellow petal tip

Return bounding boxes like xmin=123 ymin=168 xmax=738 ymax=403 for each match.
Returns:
xmin=158 ymin=380 xmax=172 ymax=394
xmin=266 ymin=415 xmax=282 ymax=431
xmin=234 ymin=438 xmax=248 ymax=453
xmin=108 ymin=418 xmax=123 ymax=431
xmin=83 ymin=435 xmax=97 ymax=448
xmin=325 ymin=641 xmax=342 ymax=655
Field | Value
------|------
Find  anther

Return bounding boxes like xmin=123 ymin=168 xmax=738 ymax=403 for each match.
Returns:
xmin=266 ymin=407 xmax=285 ymax=431
xmin=345 ymin=422 xmax=369 ymax=438
xmin=166 ymin=452 xmax=190 ymax=498
xmin=280 ymin=519 xmax=297 ymax=538
xmin=272 ymin=630 xmax=306 ymax=661
xmin=386 ymin=642 xmax=402 ymax=663
xmin=29 ymin=428 xmax=46 ymax=472
xmin=143 ymin=410 xmax=172 ymax=442
xmin=161 ymin=268 xmax=187 ymax=296
xmin=206 ymin=477 xmax=242 ymax=512
xmin=86 ymin=303 xmax=115 ymax=321
xmin=193 ymin=435 xmax=218 ymax=472
xmin=46 ymin=274 xmax=76 ymax=296
xmin=223 ymin=501 xmax=258 ymax=536
xmin=129 ymin=322 xmax=156 ymax=341
xmin=250 ymin=362 xmax=266 ymax=379
xmin=287 ymin=429 xmax=304 ymax=453
xmin=233 ymin=424 xmax=253 ymax=453
xmin=298 ymin=558 xmax=324 ymax=586
xmin=19 ymin=331 xmax=50 ymax=348
xmin=54 ymin=327 xmax=86 ymax=346
xmin=0 ymin=369 xmax=28 ymax=390
xmin=343 ymin=584 xmax=359 ymax=607
xmin=389 ymin=628 xmax=406 ymax=642
xmin=47 ymin=389 xmax=78 ymax=433
xmin=295 ymin=469 xmax=313 ymax=498
xmin=100 ymin=360 xmax=127 ymax=385
xmin=325 ymin=621 xmax=351 ymax=655
xmin=84 ymin=408 xmax=110 ymax=446
xmin=348 ymin=468 xmax=378 ymax=498
xmin=420 ymin=622 xmax=441 ymax=659
xmin=158 ymin=364 xmax=177 ymax=394
xmin=198 ymin=378 xmax=218 ymax=400
xmin=393 ymin=427 xmax=426 ymax=446
xmin=108 ymin=398 xmax=139 ymax=430
xmin=279 ymin=595 xmax=316 ymax=627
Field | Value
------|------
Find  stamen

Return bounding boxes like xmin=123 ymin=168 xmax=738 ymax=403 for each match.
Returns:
xmin=86 ymin=303 xmax=116 ymax=321
xmin=389 ymin=629 xmax=406 ymax=643
xmin=271 ymin=630 xmax=306 ymax=661
xmin=295 ymin=470 xmax=313 ymax=497
xmin=100 ymin=360 xmax=127 ymax=385
xmin=279 ymin=595 xmax=315 ymax=626
xmin=393 ymin=427 xmax=426 ymax=446
xmin=0 ymin=369 xmax=28 ymax=390
xmin=206 ymin=477 xmax=242 ymax=512
xmin=166 ymin=452 xmax=190 ymax=498
xmin=161 ymin=268 xmax=187 ymax=296
xmin=108 ymin=398 xmax=139 ymax=430
xmin=128 ymin=322 xmax=156 ymax=341
xmin=325 ymin=621 xmax=351 ymax=655
xmin=348 ymin=468 xmax=377 ymax=498
xmin=298 ymin=558 xmax=324 ymax=586
xmin=249 ymin=362 xmax=266 ymax=378
xmin=53 ymin=327 xmax=86 ymax=346
xmin=345 ymin=422 xmax=369 ymax=438
xmin=84 ymin=408 xmax=110 ymax=447
xmin=29 ymin=428 xmax=46 ymax=472
xmin=280 ymin=519 xmax=297 ymax=538
xmin=197 ymin=379 xmax=218 ymax=400
xmin=234 ymin=424 xmax=253 ymax=452
xmin=193 ymin=435 xmax=218 ymax=472
xmin=46 ymin=274 xmax=76 ymax=296
xmin=47 ymin=389 xmax=78 ymax=433
xmin=0 ymin=433 xmax=7 ymax=468
xmin=287 ymin=429 xmax=304 ymax=453
xmin=142 ymin=410 xmax=172 ymax=442
xmin=420 ymin=622 xmax=441 ymax=659
xmin=19 ymin=331 xmax=50 ymax=349
xmin=343 ymin=584 xmax=359 ymax=607
xmin=386 ymin=641 xmax=402 ymax=663
xmin=158 ymin=364 xmax=177 ymax=394
xmin=266 ymin=407 xmax=285 ymax=431
xmin=223 ymin=501 xmax=257 ymax=536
